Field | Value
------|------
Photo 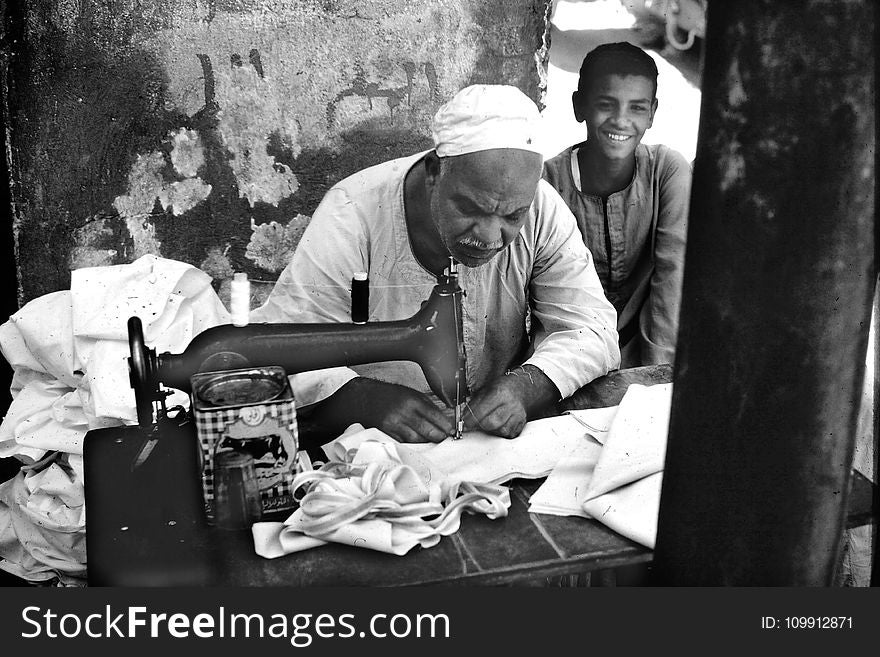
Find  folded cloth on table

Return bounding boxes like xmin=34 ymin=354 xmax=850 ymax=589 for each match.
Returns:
xmin=252 ymin=427 xmax=511 ymax=558
xmin=580 ymin=383 xmax=673 ymax=548
xmin=527 ymin=384 xmax=673 ymax=547
xmin=526 ymin=439 xmax=604 ymax=518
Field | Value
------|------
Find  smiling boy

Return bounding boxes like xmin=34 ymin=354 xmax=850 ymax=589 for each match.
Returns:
xmin=543 ymin=42 xmax=692 ymax=367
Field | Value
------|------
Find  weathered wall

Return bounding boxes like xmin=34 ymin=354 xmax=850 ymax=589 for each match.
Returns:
xmin=0 ymin=0 xmax=19 ymax=415
xmin=4 ymin=0 xmax=551 ymax=305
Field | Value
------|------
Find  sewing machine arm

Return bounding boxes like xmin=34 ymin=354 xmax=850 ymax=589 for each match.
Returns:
xmin=129 ymin=277 xmax=467 ymax=425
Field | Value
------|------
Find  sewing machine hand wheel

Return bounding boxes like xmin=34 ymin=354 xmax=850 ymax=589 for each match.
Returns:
xmin=128 ymin=316 xmax=162 ymax=426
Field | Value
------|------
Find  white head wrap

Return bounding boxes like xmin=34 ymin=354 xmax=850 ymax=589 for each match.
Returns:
xmin=431 ymin=84 xmax=543 ymax=158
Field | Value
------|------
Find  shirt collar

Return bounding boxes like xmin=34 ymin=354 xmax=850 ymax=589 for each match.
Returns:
xmin=569 ymin=143 xmax=646 ymax=199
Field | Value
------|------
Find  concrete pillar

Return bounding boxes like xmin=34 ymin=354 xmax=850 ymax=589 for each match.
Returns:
xmin=653 ymin=0 xmax=875 ymax=585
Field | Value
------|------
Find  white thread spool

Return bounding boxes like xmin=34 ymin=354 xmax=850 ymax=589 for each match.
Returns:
xmin=230 ymin=272 xmax=250 ymax=327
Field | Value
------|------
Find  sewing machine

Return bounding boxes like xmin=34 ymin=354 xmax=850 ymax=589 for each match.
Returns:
xmin=126 ymin=264 xmax=468 ymax=427
xmin=83 ymin=265 xmax=468 ymax=585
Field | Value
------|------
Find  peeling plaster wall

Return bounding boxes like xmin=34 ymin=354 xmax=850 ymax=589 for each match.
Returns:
xmin=3 ymin=0 xmax=551 ymax=305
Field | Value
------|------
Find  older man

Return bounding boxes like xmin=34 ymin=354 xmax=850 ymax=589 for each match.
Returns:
xmin=252 ymin=85 xmax=620 ymax=443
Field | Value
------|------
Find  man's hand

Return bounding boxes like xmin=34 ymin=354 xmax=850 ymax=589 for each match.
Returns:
xmin=464 ymin=365 xmax=559 ymax=438
xmin=307 ymin=377 xmax=454 ymax=444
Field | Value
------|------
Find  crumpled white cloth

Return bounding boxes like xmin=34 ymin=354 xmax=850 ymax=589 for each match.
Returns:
xmin=253 ymin=427 xmax=511 ymax=558
xmin=252 ymin=412 xmax=603 ymax=559
xmin=71 ymin=254 xmax=229 ymax=423
xmin=529 ymin=383 xmax=673 ymax=548
xmin=0 ymin=457 xmax=86 ymax=585
xmin=0 ymin=254 xmax=230 ymax=583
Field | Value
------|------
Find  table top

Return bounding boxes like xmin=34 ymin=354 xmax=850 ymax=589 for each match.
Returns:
xmin=84 ymin=365 xmax=875 ymax=586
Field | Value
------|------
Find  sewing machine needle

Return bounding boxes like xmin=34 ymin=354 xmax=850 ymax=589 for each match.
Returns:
xmin=454 ymin=402 xmax=464 ymax=440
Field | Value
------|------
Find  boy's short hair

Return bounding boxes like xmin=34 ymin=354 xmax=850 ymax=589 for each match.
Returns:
xmin=577 ymin=42 xmax=659 ymax=96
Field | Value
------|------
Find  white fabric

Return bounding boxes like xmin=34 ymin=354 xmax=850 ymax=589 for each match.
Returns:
xmin=0 ymin=255 xmax=230 ymax=584
xmin=251 ymin=152 xmax=620 ymax=409
xmin=0 ymin=459 xmax=86 ymax=585
xmin=526 ymin=405 xmax=618 ymax=517
xmin=399 ymin=414 xmax=601 ymax=485
xmin=527 ymin=440 xmax=603 ymax=518
xmin=580 ymin=383 xmax=672 ymax=547
xmin=253 ymin=414 xmax=601 ymax=558
xmin=431 ymin=84 xmax=544 ymax=158
xmin=525 ymin=405 xmax=622 ymax=517
xmin=253 ymin=427 xmax=511 ymax=558
xmin=71 ymin=255 xmax=229 ymax=421
xmin=528 ymin=383 xmax=673 ymax=548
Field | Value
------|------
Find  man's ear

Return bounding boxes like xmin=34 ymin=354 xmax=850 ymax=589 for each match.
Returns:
xmin=424 ymin=150 xmax=442 ymax=186
xmin=571 ymin=90 xmax=586 ymax=123
xmin=648 ymin=98 xmax=659 ymax=128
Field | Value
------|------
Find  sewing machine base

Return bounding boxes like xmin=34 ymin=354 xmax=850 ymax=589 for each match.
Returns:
xmin=83 ymin=414 xmax=212 ymax=586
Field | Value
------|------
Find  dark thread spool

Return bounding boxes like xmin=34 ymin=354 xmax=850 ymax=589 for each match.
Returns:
xmin=351 ymin=272 xmax=369 ymax=324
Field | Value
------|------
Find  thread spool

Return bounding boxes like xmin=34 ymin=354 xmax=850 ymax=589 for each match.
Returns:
xmin=351 ymin=271 xmax=369 ymax=324
xmin=230 ymin=272 xmax=250 ymax=327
